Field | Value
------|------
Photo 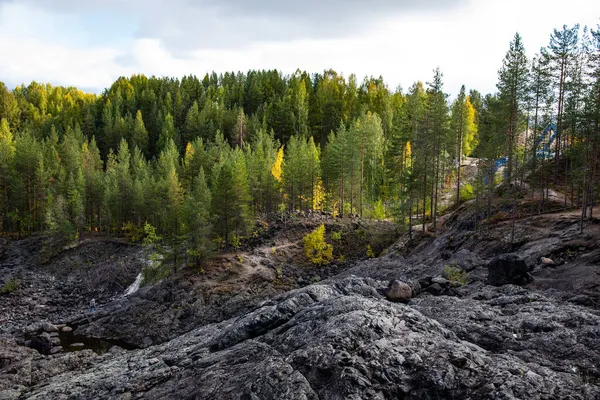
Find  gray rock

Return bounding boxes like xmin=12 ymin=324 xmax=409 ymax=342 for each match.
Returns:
xmin=42 ymin=322 xmax=58 ymax=333
xmin=41 ymin=322 xmax=58 ymax=333
xmin=409 ymin=279 xmax=421 ymax=297
xmin=11 ymin=277 xmax=599 ymax=400
xmin=541 ymin=257 xmax=555 ymax=265
xmin=61 ymin=326 xmax=72 ymax=333
xmin=487 ymin=253 xmax=533 ymax=286
xmin=385 ymin=279 xmax=412 ymax=302
xmin=425 ymin=282 xmax=444 ymax=295
xmin=28 ymin=334 xmax=51 ymax=353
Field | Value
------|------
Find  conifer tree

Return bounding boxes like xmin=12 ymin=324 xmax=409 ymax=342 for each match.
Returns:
xmin=132 ymin=110 xmax=149 ymax=156
xmin=425 ymin=69 xmax=449 ymax=228
xmin=182 ymin=168 xmax=213 ymax=263
xmin=548 ymin=24 xmax=580 ymax=169
xmin=0 ymin=119 xmax=15 ymax=231
xmin=211 ymin=149 xmax=252 ymax=246
xmin=498 ymin=33 xmax=529 ymax=185
xmin=450 ymin=86 xmax=478 ymax=205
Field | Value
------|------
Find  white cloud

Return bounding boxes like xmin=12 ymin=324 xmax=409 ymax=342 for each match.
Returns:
xmin=0 ymin=0 xmax=599 ymax=95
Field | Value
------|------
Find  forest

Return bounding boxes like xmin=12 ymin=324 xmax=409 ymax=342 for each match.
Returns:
xmin=0 ymin=23 xmax=599 ymax=264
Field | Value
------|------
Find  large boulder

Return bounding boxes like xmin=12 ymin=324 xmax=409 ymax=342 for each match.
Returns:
xmin=385 ymin=279 xmax=412 ymax=302
xmin=487 ymin=253 xmax=533 ymax=286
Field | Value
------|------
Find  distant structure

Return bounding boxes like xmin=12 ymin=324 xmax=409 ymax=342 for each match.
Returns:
xmin=534 ymin=123 xmax=557 ymax=160
xmin=484 ymin=122 xmax=557 ymax=184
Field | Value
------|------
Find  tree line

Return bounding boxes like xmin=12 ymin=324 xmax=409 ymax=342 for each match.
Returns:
xmin=0 ymin=23 xmax=599 ymax=260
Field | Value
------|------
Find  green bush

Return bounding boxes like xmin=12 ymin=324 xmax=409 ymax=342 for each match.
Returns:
xmin=460 ymin=183 xmax=475 ymax=202
xmin=372 ymin=199 xmax=386 ymax=220
xmin=230 ymin=234 xmax=242 ymax=249
xmin=302 ymin=224 xmax=333 ymax=265
xmin=330 ymin=230 xmax=342 ymax=241
xmin=122 ymin=222 xmax=144 ymax=242
xmin=366 ymin=245 xmax=375 ymax=258
xmin=444 ymin=265 xmax=468 ymax=286
xmin=1 ymin=277 xmax=20 ymax=294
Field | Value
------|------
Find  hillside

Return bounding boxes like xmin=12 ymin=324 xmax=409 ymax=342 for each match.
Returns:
xmin=2 ymin=197 xmax=600 ymax=399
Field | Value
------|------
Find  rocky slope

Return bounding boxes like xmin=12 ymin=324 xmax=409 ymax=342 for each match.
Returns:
xmin=1 ymin=210 xmax=600 ymax=399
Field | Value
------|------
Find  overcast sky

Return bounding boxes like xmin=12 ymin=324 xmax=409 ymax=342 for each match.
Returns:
xmin=0 ymin=0 xmax=598 ymax=95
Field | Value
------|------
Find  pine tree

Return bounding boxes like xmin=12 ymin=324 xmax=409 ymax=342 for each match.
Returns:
xmin=0 ymin=83 xmax=21 ymax=132
xmin=450 ymin=86 xmax=478 ymax=205
xmin=498 ymin=33 xmax=529 ymax=185
xmin=425 ymin=69 xmax=449 ymax=228
xmin=247 ymin=129 xmax=280 ymax=214
xmin=0 ymin=119 xmax=15 ymax=231
xmin=182 ymin=168 xmax=213 ymax=263
xmin=132 ymin=110 xmax=149 ymax=156
xmin=548 ymin=24 xmax=580 ymax=170
xmin=158 ymin=113 xmax=179 ymax=153
xmin=81 ymin=138 xmax=104 ymax=230
xmin=211 ymin=149 xmax=252 ymax=246
xmin=233 ymin=108 xmax=248 ymax=147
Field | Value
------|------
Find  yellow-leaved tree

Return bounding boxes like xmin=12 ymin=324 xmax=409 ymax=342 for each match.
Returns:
xmin=302 ymin=224 xmax=333 ymax=265
xmin=271 ymin=146 xmax=284 ymax=182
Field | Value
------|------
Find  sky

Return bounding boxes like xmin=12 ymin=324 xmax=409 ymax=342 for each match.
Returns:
xmin=0 ymin=0 xmax=599 ymax=96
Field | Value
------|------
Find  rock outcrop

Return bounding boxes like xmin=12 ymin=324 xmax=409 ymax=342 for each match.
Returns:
xmin=2 ymin=277 xmax=599 ymax=399
xmin=2 ymin=210 xmax=600 ymax=399
xmin=487 ymin=253 xmax=533 ymax=286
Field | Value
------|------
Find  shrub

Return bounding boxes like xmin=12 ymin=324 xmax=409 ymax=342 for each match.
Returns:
xmin=142 ymin=222 xmax=161 ymax=245
xmin=372 ymin=199 xmax=386 ymax=220
xmin=460 ymin=183 xmax=475 ymax=202
xmin=1 ymin=277 xmax=20 ymax=294
xmin=355 ymin=228 xmax=366 ymax=239
xmin=444 ymin=265 xmax=468 ymax=286
xmin=330 ymin=230 xmax=342 ymax=241
xmin=302 ymin=224 xmax=333 ymax=265
xmin=230 ymin=234 xmax=242 ymax=249
xmin=366 ymin=245 xmax=375 ymax=258
xmin=122 ymin=222 xmax=144 ymax=242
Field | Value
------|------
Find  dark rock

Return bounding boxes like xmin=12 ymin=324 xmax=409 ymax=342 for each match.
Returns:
xmin=451 ymin=249 xmax=483 ymax=272
xmin=11 ymin=277 xmax=599 ymax=400
xmin=409 ymin=279 xmax=421 ymax=297
xmin=385 ymin=279 xmax=412 ymax=302
xmin=425 ymin=282 xmax=443 ymax=295
xmin=487 ymin=253 xmax=533 ymax=286
xmin=29 ymin=335 xmax=51 ymax=353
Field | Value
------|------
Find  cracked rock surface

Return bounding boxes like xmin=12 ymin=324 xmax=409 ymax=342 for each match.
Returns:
xmin=5 ymin=276 xmax=598 ymax=400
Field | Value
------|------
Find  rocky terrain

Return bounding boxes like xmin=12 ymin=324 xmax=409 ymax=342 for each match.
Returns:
xmin=1 ymin=208 xmax=600 ymax=399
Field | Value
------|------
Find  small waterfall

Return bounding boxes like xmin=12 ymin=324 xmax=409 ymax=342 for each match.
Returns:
xmin=124 ymin=272 xmax=143 ymax=296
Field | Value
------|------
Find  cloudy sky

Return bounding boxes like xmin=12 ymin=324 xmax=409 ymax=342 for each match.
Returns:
xmin=0 ymin=0 xmax=598 ymax=95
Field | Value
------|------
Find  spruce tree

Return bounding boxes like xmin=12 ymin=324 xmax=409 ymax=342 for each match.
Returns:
xmin=0 ymin=119 xmax=15 ymax=231
xmin=182 ymin=168 xmax=213 ymax=263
